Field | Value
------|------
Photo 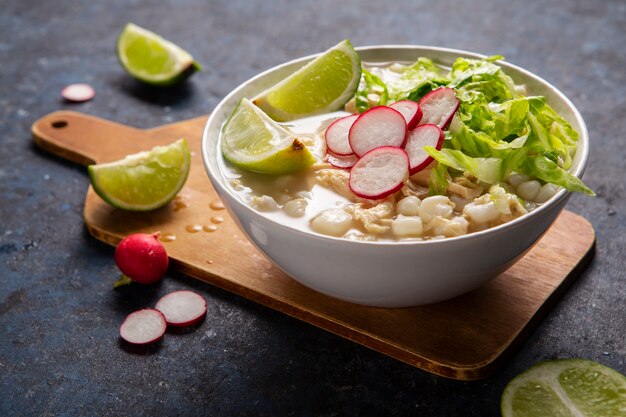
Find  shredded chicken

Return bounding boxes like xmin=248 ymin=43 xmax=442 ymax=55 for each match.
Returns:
xmin=501 ymin=195 xmax=528 ymax=222
xmin=315 ymin=169 xmax=357 ymax=202
xmin=344 ymin=98 xmax=357 ymax=114
xmin=409 ymin=168 xmax=432 ymax=188
xmin=400 ymin=181 xmax=430 ymax=200
xmin=447 ymin=181 xmax=483 ymax=200
xmin=345 ymin=199 xmax=394 ymax=234
xmin=426 ymin=216 xmax=469 ymax=237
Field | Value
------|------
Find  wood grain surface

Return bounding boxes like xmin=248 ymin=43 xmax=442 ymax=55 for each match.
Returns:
xmin=32 ymin=110 xmax=596 ymax=380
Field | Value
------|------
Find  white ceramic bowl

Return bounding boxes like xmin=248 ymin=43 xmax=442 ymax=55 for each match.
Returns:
xmin=202 ymin=46 xmax=589 ymax=308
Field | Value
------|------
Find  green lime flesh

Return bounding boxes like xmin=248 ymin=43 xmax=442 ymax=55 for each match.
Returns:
xmin=117 ymin=23 xmax=200 ymax=86
xmin=221 ymin=98 xmax=315 ymax=175
xmin=89 ymin=138 xmax=190 ymax=211
xmin=502 ymin=359 xmax=626 ymax=417
xmin=253 ymin=39 xmax=361 ymax=121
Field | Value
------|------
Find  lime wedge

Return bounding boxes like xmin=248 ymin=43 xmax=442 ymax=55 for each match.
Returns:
xmin=502 ymin=359 xmax=626 ymax=417
xmin=116 ymin=23 xmax=201 ymax=86
xmin=221 ymin=98 xmax=316 ymax=174
xmin=88 ymin=139 xmax=191 ymax=211
xmin=253 ymin=39 xmax=361 ymax=121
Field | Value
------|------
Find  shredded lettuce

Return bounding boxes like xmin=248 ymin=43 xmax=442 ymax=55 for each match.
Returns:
xmin=424 ymin=147 xmax=504 ymax=184
xmin=428 ymin=163 xmax=448 ymax=196
xmin=353 ymin=55 xmax=593 ymax=196
xmin=430 ymin=56 xmax=590 ymax=195
xmin=521 ymin=155 xmax=595 ymax=196
xmin=355 ymin=69 xmax=388 ymax=113
xmin=450 ymin=55 xmax=517 ymax=103
xmin=389 ymin=58 xmax=449 ymax=102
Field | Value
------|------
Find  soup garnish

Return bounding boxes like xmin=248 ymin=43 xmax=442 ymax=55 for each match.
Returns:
xmin=219 ymin=41 xmax=594 ymax=241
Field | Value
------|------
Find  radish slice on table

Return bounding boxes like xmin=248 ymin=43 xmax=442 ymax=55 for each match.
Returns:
xmin=349 ymin=146 xmax=409 ymax=199
xmin=389 ymin=100 xmax=422 ymax=130
xmin=61 ymin=83 xmax=95 ymax=102
xmin=325 ymin=114 xmax=358 ymax=156
xmin=405 ymin=124 xmax=444 ymax=175
xmin=155 ymin=290 xmax=207 ymax=327
xmin=119 ymin=309 xmax=167 ymax=344
xmin=327 ymin=152 xmax=358 ymax=169
xmin=348 ymin=106 xmax=407 ymax=157
xmin=418 ymin=87 xmax=459 ymax=129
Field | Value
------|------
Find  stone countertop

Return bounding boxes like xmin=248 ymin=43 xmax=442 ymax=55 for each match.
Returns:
xmin=1 ymin=1 xmax=624 ymax=416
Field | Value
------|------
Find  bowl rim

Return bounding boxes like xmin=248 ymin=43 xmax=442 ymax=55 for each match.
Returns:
xmin=201 ymin=44 xmax=589 ymax=247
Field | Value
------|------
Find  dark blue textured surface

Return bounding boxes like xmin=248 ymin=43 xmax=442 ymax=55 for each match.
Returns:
xmin=1 ymin=1 xmax=625 ymax=416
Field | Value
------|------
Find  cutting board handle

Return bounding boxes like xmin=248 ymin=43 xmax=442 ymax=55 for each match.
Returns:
xmin=32 ymin=110 xmax=148 ymax=165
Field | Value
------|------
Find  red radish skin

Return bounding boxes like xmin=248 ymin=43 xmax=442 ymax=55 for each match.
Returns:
xmin=349 ymin=146 xmax=410 ymax=199
xmin=405 ymin=124 xmax=444 ymax=175
xmin=418 ymin=87 xmax=459 ymax=129
xmin=326 ymin=152 xmax=358 ymax=169
xmin=389 ymin=100 xmax=423 ymax=130
xmin=325 ymin=114 xmax=358 ymax=156
xmin=155 ymin=290 xmax=207 ymax=327
xmin=119 ymin=309 xmax=167 ymax=345
xmin=348 ymin=106 xmax=407 ymax=157
xmin=115 ymin=233 xmax=169 ymax=284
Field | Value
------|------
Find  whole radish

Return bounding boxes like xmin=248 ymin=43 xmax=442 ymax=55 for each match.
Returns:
xmin=115 ymin=233 xmax=169 ymax=284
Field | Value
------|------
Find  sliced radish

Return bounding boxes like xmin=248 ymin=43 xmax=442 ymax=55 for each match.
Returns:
xmin=418 ymin=87 xmax=459 ymax=129
xmin=349 ymin=146 xmax=409 ymax=199
xmin=61 ymin=83 xmax=95 ymax=102
xmin=348 ymin=106 xmax=407 ymax=157
xmin=405 ymin=124 xmax=444 ymax=175
xmin=325 ymin=114 xmax=358 ymax=156
xmin=327 ymin=152 xmax=358 ymax=169
xmin=119 ymin=309 xmax=167 ymax=345
xmin=389 ymin=100 xmax=422 ymax=130
xmin=155 ymin=290 xmax=207 ymax=327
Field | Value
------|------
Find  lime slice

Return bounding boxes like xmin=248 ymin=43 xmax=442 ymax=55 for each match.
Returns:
xmin=221 ymin=98 xmax=316 ymax=174
xmin=116 ymin=23 xmax=201 ymax=86
xmin=88 ymin=139 xmax=191 ymax=211
xmin=502 ymin=359 xmax=626 ymax=417
xmin=253 ymin=39 xmax=361 ymax=121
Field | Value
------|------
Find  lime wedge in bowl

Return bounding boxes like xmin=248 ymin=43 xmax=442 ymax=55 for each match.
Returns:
xmin=117 ymin=23 xmax=201 ymax=86
xmin=221 ymin=98 xmax=315 ymax=174
xmin=253 ymin=39 xmax=361 ymax=121
xmin=88 ymin=139 xmax=191 ymax=211
xmin=502 ymin=359 xmax=626 ymax=417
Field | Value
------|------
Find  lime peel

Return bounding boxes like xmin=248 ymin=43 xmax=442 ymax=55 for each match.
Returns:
xmin=116 ymin=23 xmax=201 ymax=86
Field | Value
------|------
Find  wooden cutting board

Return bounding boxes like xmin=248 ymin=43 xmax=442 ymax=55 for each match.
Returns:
xmin=32 ymin=110 xmax=595 ymax=380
